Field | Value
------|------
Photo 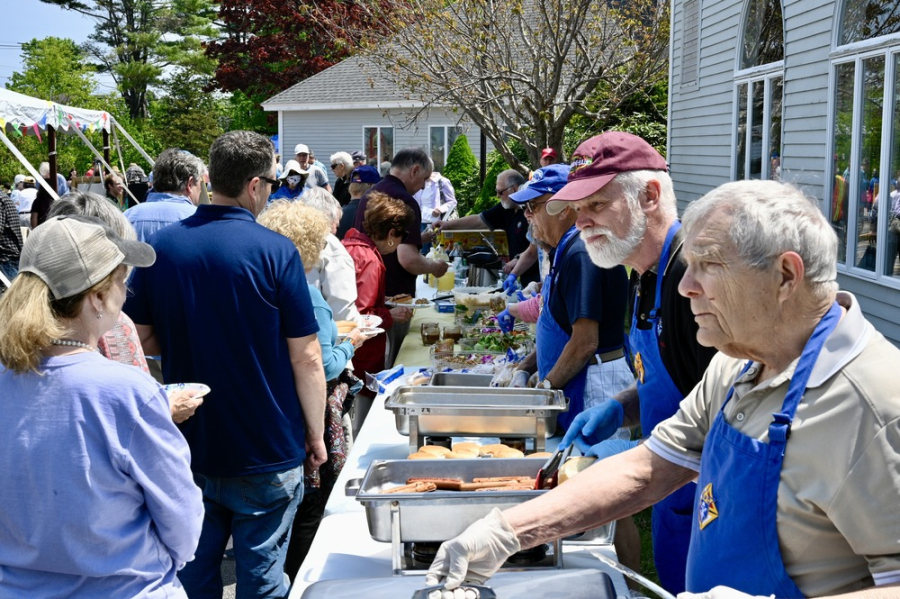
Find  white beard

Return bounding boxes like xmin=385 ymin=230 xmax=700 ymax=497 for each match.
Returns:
xmin=582 ymin=209 xmax=646 ymax=269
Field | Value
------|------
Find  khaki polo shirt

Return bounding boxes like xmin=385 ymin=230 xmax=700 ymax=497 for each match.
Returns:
xmin=647 ymin=292 xmax=900 ymax=596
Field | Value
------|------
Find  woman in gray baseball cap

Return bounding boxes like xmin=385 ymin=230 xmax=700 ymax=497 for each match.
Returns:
xmin=0 ymin=215 xmax=203 ymax=598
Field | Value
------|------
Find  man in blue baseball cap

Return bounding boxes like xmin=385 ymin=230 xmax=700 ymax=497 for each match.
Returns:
xmin=504 ymin=162 xmax=640 ymax=571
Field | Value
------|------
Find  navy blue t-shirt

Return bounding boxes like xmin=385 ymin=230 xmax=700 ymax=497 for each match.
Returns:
xmin=546 ymin=233 xmax=628 ymax=352
xmin=480 ymin=203 xmax=539 ymax=285
xmin=124 ymin=205 xmax=319 ymax=478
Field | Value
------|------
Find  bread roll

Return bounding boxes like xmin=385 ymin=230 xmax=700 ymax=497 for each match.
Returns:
xmin=408 ymin=452 xmax=442 ymax=460
xmin=452 ymin=442 xmax=481 ymax=454
xmin=478 ymin=443 xmax=510 ymax=456
xmin=557 ymin=457 xmax=597 ymax=484
xmin=418 ymin=445 xmax=452 ymax=456
xmin=495 ymin=448 xmax=524 ymax=458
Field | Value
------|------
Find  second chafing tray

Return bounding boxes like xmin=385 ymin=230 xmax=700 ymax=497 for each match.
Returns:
xmin=385 ymin=385 xmax=567 ymax=452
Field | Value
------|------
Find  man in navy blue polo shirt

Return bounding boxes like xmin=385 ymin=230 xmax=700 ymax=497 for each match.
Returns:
xmin=125 ymin=130 xmax=327 ymax=598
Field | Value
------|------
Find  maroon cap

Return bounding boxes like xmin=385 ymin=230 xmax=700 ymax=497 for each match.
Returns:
xmin=540 ymin=147 xmax=558 ymax=160
xmin=547 ymin=132 xmax=666 ymax=215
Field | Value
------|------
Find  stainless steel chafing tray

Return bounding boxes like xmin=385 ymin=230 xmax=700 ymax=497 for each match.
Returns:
xmin=385 ymin=386 xmax=567 ymax=452
xmin=350 ymin=458 xmax=614 ymax=575
xmin=428 ymin=372 xmax=494 ymax=387
xmin=353 ymin=458 xmax=545 ymax=543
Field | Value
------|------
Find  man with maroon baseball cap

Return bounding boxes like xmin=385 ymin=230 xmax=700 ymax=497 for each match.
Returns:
xmin=546 ymin=131 xmax=716 ymax=593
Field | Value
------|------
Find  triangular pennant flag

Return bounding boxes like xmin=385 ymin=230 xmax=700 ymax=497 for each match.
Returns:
xmin=39 ymin=114 xmax=47 ymax=127
xmin=0 ymin=118 xmax=6 ymax=130
xmin=32 ymin=123 xmax=42 ymax=143
xmin=9 ymin=125 xmax=22 ymax=138
xmin=87 ymin=123 xmax=95 ymax=134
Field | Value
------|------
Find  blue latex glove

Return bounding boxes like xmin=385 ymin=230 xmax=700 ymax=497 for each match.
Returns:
xmin=497 ymin=308 xmax=515 ymax=333
xmin=515 ymin=290 xmax=537 ymax=302
xmin=502 ymin=273 xmax=518 ymax=295
xmin=560 ymin=401 xmax=625 ymax=454
xmin=586 ymin=438 xmax=639 ymax=459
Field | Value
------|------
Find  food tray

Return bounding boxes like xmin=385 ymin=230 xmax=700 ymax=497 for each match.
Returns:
xmin=351 ymin=458 xmax=613 ymax=545
xmin=385 ymin=385 xmax=567 ymax=451
xmin=430 ymin=351 xmax=505 ymax=372
xmin=429 ymin=372 xmax=494 ymax=387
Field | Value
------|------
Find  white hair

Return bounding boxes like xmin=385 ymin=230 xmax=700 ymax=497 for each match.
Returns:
xmin=682 ymin=180 xmax=838 ymax=301
xmin=613 ymin=169 xmax=677 ymax=219
xmin=301 ymin=186 xmax=342 ymax=226
xmin=330 ymin=152 xmax=353 ymax=170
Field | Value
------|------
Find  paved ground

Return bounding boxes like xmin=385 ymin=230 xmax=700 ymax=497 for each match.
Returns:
xmin=222 ymin=557 xmax=236 ymax=598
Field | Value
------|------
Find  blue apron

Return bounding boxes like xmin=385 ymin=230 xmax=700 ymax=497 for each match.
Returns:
xmin=629 ymin=221 xmax=694 ymax=593
xmin=686 ymin=301 xmax=842 ymax=596
xmin=537 ymin=225 xmax=585 ymax=433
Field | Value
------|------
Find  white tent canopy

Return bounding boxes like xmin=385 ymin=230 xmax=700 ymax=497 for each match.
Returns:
xmin=0 ymin=87 xmax=111 ymax=135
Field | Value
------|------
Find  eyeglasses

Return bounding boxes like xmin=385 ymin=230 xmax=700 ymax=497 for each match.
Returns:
xmin=524 ymin=199 xmax=549 ymax=214
xmin=495 ymin=183 xmax=515 ymax=197
xmin=330 ymin=163 xmax=340 ymax=170
xmin=250 ymin=175 xmax=281 ymax=192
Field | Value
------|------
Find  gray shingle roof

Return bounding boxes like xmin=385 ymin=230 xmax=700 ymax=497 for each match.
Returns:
xmin=262 ymin=55 xmax=425 ymax=108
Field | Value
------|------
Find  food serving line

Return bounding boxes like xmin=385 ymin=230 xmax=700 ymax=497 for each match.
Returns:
xmin=287 ymin=281 xmax=633 ymax=599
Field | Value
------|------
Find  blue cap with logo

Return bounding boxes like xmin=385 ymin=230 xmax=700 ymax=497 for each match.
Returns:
xmin=350 ymin=165 xmax=381 ymax=184
xmin=509 ymin=164 xmax=572 ymax=204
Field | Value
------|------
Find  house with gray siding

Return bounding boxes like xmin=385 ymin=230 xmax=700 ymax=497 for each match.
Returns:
xmin=262 ymin=56 xmax=490 ymax=183
xmin=668 ymin=0 xmax=900 ymax=344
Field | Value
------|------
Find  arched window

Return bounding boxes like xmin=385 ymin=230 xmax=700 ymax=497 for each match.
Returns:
xmin=839 ymin=0 xmax=900 ymax=46
xmin=733 ymin=0 xmax=784 ymax=181
xmin=828 ymin=0 xmax=900 ymax=281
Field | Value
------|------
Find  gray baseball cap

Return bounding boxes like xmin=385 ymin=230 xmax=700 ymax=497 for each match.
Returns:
xmin=19 ymin=215 xmax=155 ymax=299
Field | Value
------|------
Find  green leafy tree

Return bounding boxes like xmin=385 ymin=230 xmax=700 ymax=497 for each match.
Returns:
xmin=150 ymin=68 xmax=223 ymax=156
xmin=470 ymin=151 xmax=510 ymax=216
xmin=41 ymin=0 xmax=217 ymax=120
xmin=220 ymin=90 xmax=275 ymax=135
xmin=442 ymin=134 xmax=480 ymax=216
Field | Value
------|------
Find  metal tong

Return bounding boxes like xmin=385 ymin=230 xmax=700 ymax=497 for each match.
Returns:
xmin=534 ymin=443 xmax=574 ymax=490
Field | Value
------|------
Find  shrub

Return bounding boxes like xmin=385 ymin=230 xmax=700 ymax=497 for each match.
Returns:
xmin=442 ymin=134 xmax=479 ymax=215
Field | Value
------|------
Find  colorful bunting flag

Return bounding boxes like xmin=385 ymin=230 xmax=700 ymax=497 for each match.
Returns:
xmin=32 ymin=123 xmax=42 ymax=143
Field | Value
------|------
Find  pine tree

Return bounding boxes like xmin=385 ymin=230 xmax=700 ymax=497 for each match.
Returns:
xmin=442 ymin=134 xmax=479 ymax=216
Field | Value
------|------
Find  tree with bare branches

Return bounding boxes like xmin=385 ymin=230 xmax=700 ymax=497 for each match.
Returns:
xmin=312 ymin=0 xmax=669 ymax=172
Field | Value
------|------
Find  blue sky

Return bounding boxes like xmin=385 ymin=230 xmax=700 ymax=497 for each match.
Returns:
xmin=0 ymin=1 xmax=117 ymax=93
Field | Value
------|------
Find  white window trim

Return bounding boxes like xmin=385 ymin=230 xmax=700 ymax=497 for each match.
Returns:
xmin=825 ymin=47 xmax=900 ymax=290
xmin=361 ymin=125 xmax=394 ymax=167
xmin=730 ymin=71 xmax=783 ymax=181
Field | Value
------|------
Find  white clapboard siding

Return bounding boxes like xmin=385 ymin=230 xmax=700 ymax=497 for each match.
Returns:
xmin=669 ymin=0 xmax=900 ymax=346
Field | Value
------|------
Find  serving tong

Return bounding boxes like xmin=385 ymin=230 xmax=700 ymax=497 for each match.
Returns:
xmin=534 ymin=443 xmax=573 ymax=490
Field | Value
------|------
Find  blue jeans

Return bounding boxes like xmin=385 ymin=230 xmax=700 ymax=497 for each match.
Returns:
xmin=0 ymin=261 xmax=17 ymax=286
xmin=179 ymin=465 xmax=304 ymax=599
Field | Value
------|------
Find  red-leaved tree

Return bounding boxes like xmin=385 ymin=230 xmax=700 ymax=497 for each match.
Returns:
xmin=207 ymin=0 xmax=393 ymax=101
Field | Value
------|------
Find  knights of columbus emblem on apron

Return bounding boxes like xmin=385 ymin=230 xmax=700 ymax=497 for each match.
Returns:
xmin=698 ymin=483 xmax=719 ymax=530
xmin=634 ymin=352 xmax=645 ymax=384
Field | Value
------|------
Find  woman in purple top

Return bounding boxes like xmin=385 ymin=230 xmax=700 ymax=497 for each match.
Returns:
xmin=0 ymin=215 xmax=203 ymax=598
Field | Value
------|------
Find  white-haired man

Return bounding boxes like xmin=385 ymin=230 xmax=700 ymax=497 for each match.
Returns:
xmin=560 ymin=132 xmax=717 ymax=592
xmin=330 ymin=151 xmax=354 ymax=207
xmin=428 ymin=179 xmax=900 ymax=599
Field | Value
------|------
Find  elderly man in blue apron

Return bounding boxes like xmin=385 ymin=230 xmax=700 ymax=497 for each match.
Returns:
xmin=557 ymin=132 xmax=717 ymax=594
xmin=428 ymin=179 xmax=900 ymax=599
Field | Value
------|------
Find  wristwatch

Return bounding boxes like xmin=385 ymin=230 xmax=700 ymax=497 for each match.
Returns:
xmin=537 ymin=379 xmax=553 ymax=390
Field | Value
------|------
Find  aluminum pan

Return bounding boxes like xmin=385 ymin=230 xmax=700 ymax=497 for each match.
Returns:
xmin=354 ymin=458 xmax=612 ymax=545
xmin=386 ymin=386 xmax=567 ymax=437
xmin=428 ymin=372 xmax=494 ymax=387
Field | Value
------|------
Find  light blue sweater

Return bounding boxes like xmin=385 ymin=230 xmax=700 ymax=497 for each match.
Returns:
xmin=0 ymin=352 xmax=203 ymax=598
xmin=309 ymin=283 xmax=355 ymax=381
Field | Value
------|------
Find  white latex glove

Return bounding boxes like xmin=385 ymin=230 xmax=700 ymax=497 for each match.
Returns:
xmin=677 ymin=586 xmax=773 ymax=599
xmin=425 ymin=508 xmax=521 ymax=590
xmin=509 ymin=369 xmax=530 ymax=388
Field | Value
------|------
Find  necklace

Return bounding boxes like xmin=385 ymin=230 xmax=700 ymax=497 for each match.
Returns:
xmin=51 ymin=339 xmax=97 ymax=352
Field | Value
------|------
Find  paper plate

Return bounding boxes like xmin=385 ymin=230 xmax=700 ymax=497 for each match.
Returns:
xmin=359 ymin=326 xmax=386 ymax=336
xmin=358 ymin=314 xmax=383 ymax=328
xmin=163 ymin=383 xmax=211 ymax=400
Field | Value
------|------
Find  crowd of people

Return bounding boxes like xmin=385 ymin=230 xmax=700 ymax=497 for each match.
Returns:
xmin=0 ymin=127 xmax=898 ymax=599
